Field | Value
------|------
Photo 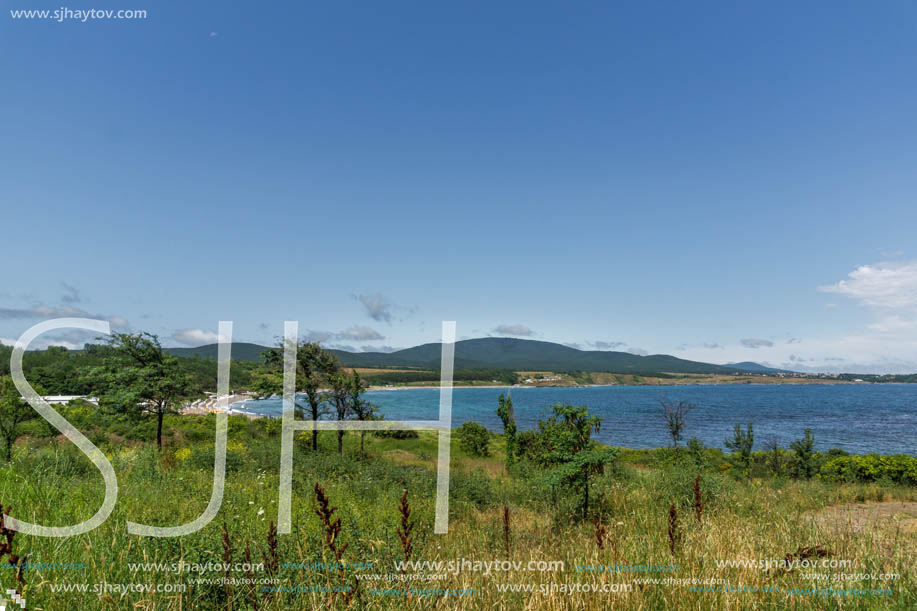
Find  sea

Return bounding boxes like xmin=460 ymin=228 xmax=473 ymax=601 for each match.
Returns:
xmin=235 ymin=384 xmax=917 ymax=455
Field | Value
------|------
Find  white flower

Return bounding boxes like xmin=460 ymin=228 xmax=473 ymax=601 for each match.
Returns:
xmin=257 ymin=508 xmax=265 ymax=516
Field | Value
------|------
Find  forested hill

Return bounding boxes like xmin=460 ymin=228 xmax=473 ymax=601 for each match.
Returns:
xmin=165 ymin=337 xmax=776 ymax=375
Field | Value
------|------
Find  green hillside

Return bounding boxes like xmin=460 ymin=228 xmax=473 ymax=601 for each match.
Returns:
xmin=168 ymin=337 xmax=769 ymax=375
xmin=167 ymin=342 xmax=270 ymax=362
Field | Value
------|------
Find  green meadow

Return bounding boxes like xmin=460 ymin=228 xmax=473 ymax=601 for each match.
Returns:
xmin=0 ymin=404 xmax=914 ymax=610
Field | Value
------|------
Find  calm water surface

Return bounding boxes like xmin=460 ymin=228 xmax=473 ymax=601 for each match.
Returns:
xmin=239 ymin=384 xmax=917 ymax=455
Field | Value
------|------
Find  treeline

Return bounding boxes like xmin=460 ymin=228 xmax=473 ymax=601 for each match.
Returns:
xmin=361 ymin=368 xmax=518 ymax=385
xmin=837 ymin=373 xmax=917 ymax=383
xmin=0 ymin=343 xmax=260 ymax=396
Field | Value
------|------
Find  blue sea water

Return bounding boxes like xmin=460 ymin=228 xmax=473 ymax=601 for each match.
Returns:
xmin=238 ymin=384 xmax=917 ymax=455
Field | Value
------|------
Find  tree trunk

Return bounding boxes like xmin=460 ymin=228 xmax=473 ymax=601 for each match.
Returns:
xmin=337 ymin=430 xmax=343 ymax=455
xmin=5 ymin=437 xmax=12 ymax=462
xmin=360 ymin=431 xmax=365 ymax=460
xmin=156 ymin=411 xmax=164 ymax=450
xmin=311 ymin=404 xmax=319 ymax=451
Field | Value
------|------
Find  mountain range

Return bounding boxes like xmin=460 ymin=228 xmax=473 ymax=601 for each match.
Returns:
xmin=167 ymin=337 xmax=791 ymax=375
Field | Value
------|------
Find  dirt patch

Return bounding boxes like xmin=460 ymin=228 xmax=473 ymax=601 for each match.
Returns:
xmin=813 ymin=502 xmax=917 ymax=535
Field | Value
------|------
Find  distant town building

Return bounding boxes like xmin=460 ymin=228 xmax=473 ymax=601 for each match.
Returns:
xmin=41 ymin=395 xmax=99 ymax=405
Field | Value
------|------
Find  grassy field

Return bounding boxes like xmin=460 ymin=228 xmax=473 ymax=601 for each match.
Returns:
xmin=0 ymin=409 xmax=914 ymax=610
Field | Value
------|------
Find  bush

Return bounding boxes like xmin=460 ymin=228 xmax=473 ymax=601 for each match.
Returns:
xmin=819 ymin=453 xmax=917 ymax=485
xmin=373 ymin=429 xmax=419 ymax=439
xmin=457 ymin=422 xmax=491 ymax=457
xmin=515 ymin=429 xmax=546 ymax=461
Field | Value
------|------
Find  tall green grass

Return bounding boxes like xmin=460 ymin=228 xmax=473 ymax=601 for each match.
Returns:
xmin=0 ymin=413 xmax=913 ymax=610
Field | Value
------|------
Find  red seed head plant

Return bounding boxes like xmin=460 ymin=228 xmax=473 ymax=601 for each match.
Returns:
xmin=262 ymin=520 xmax=279 ymax=577
xmin=397 ymin=490 xmax=414 ymax=572
xmin=593 ymin=516 xmax=608 ymax=550
xmin=667 ymin=503 xmax=680 ymax=556
xmin=694 ymin=475 xmax=704 ymax=525
xmin=0 ymin=504 xmax=26 ymax=594
xmin=314 ymin=482 xmax=355 ymax=605
xmin=502 ymin=505 xmax=511 ymax=557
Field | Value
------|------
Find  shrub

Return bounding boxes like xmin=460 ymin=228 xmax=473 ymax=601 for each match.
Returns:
xmin=457 ymin=422 xmax=491 ymax=457
xmin=686 ymin=437 xmax=708 ymax=470
xmin=514 ymin=429 xmax=542 ymax=461
xmin=373 ymin=429 xmax=419 ymax=440
xmin=819 ymin=453 xmax=917 ymax=485
xmin=790 ymin=429 xmax=817 ymax=479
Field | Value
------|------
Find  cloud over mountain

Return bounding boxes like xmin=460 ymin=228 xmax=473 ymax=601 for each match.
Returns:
xmin=492 ymin=324 xmax=535 ymax=337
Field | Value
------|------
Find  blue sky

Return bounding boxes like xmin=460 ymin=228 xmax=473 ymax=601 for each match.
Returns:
xmin=3 ymin=1 xmax=917 ymax=372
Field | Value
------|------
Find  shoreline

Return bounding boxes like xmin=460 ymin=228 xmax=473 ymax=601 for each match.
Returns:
xmin=210 ymin=381 xmax=914 ymax=421
xmin=363 ymin=380 xmax=876 ymax=391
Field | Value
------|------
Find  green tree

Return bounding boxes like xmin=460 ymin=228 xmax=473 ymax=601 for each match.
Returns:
xmin=328 ymin=370 xmax=353 ymax=456
xmin=258 ymin=341 xmax=337 ymax=451
xmin=765 ymin=436 xmax=783 ymax=477
xmin=457 ymin=421 xmax=491 ymax=457
xmin=535 ymin=403 xmax=617 ymax=518
xmin=496 ymin=393 xmax=517 ymax=467
xmin=90 ymin=332 xmax=194 ymax=449
xmin=790 ymin=428 xmax=817 ymax=479
xmin=0 ymin=376 xmax=35 ymax=461
xmin=348 ymin=370 xmax=379 ymax=460
xmin=725 ymin=422 xmax=754 ymax=476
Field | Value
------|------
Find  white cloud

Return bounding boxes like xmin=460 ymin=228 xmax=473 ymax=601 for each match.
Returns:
xmin=0 ymin=328 xmax=103 ymax=351
xmin=867 ymin=315 xmax=917 ymax=333
xmin=108 ymin=316 xmax=130 ymax=330
xmin=591 ymin=340 xmax=627 ymax=350
xmin=302 ymin=330 xmax=335 ymax=344
xmin=818 ymin=261 xmax=917 ymax=309
xmin=0 ymin=303 xmax=128 ymax=329
xmin=492 ymin=324 xmax=535 ymax=337
xmin=301 ymin=326 xmax=385 ymax=344
xmin=676 ymin=331 xmax=917 ymax=374
xmin=171 ymin=328 xmax=227 ymax=346
xmin=337 ymin=325 xmax=385 ymax=341
xmin=0 ymin=304 xmax=88 ymax=319
xmin=740 ymin=338 xmax=774 ymax=349
xmin=360 ymin=345 xmax=398 ymax=353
